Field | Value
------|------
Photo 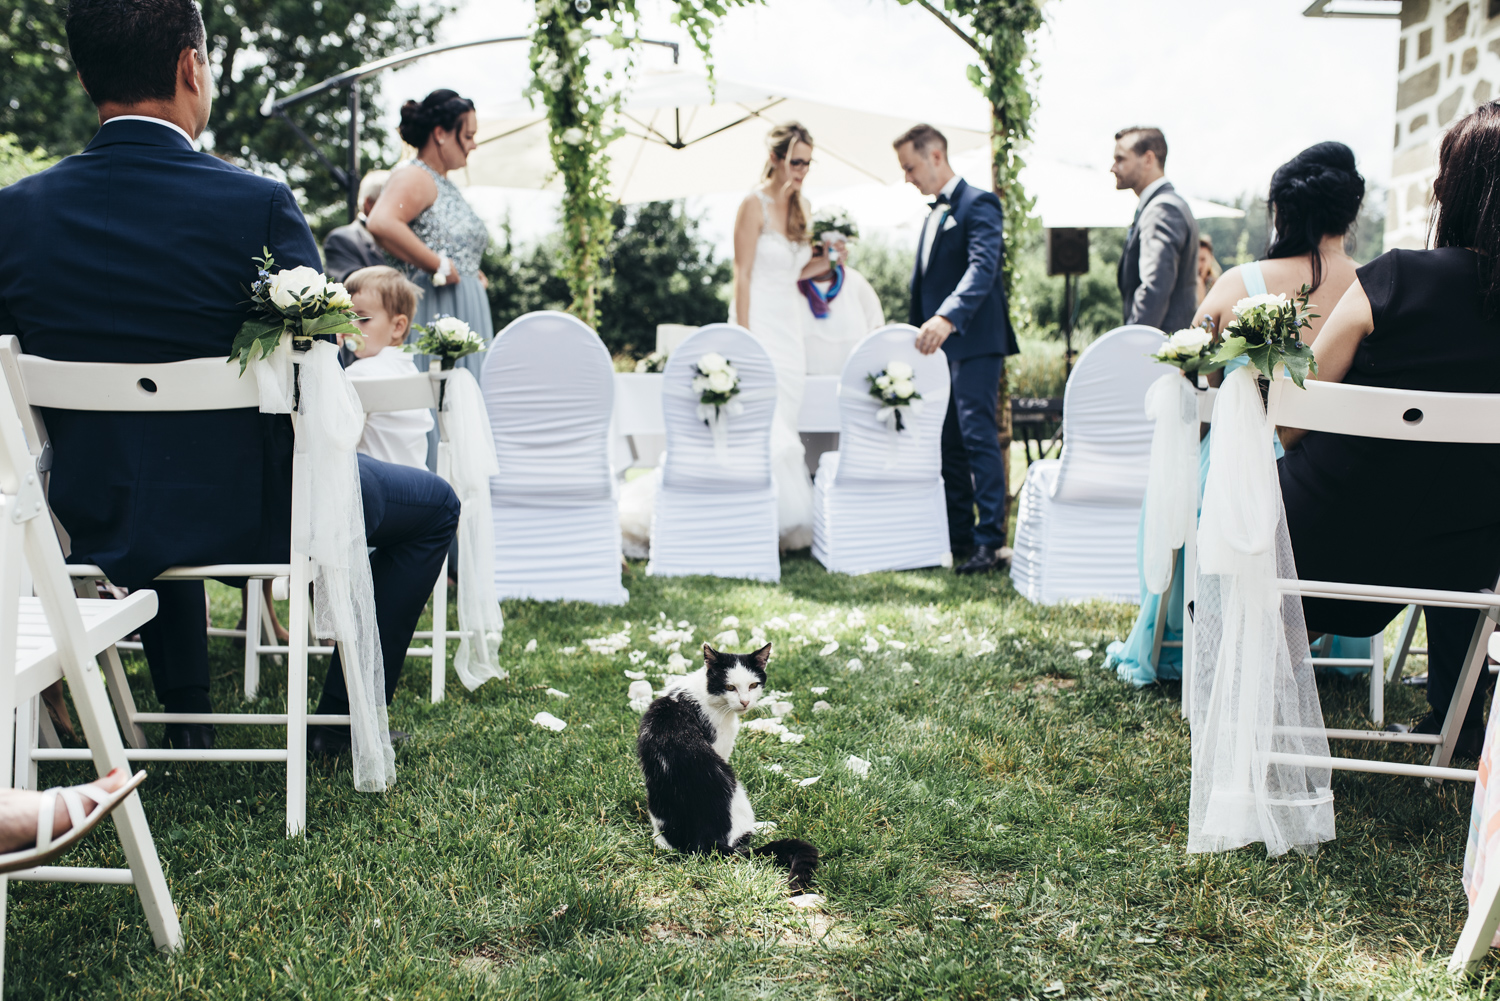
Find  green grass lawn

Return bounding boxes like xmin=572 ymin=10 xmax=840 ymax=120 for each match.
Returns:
xmin=5 ymin=557 xmax=1498 ymax=1000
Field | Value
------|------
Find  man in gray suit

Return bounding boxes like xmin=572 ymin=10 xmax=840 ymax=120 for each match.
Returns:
xmin=323 ymin=169 xmax=390 ymax=282
xmin=1111 ymin=127 xmax=1199 ymax=332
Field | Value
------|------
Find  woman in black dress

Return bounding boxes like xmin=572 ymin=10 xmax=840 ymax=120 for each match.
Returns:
xmin=1281 ymin=101 xmax=1500 ymax=756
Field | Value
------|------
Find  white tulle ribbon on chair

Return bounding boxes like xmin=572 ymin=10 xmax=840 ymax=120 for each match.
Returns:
xmin=696 ymin=399 xmax=744 ymax=465
xmin=1141 ymin=373 xmax=1200 ymax=595
xmin=252 ymin=338 xmax=396 ymax=793
xmin=435 ymin=368 xmax=508 ymax=691
xmin=1188 ymin=364 xmax=1333 ymax=858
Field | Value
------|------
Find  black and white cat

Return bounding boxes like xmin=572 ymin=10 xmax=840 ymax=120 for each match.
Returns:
xmin=637 ymin=643 xmax=819 ymax=892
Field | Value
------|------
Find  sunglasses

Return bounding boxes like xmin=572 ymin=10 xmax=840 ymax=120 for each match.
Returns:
xmin=787 ymin=158 xmax=813 ymax=169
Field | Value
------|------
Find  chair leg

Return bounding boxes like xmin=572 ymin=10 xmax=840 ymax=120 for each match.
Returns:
xmin=11 ymin=696 xmax=36 ymax=791
xmin=98 ymin=645 xmax=146 ymax=749
xmin=1451 ymin=862 xmax=1500 ymax=974
xmin=243 ymin=579 xmax=262 ymax=702
xmin=285 ymin=553 xmax=310 ymax=838
xmin=1149 ymin=559 xmax=1173 ymax=679
xmin=1369 ymin=629 xmax=1385 ymax=726
xmin=1392 ymin=604 xmax=1423 ymax=683
xmin=1431 ymin=611 xmax=1496 ymax=771
xmin=431 ymin=559 xmax=447 ymax=704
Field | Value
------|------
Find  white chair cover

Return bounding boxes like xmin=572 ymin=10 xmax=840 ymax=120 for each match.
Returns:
xmin=256 ymin=338 xmax=394 ymax=793
xmin=811 ymin=324 xmax=951 ymax=574
xmin=1188 ymin=365 xmax=1332 ymax=857
xmin=1010 ymin=325 xmax=1166 ymax=605
xmin=648 ymin=324 xmax=780 ymax=582
xmin=481 ymin=311 xmax=628 ymax=605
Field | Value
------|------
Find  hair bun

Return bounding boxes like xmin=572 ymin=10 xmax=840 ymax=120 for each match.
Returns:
xmin=397 ymin=89 xmax=475 ymax=149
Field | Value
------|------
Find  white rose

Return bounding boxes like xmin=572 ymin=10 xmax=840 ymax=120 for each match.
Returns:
xmin=325 ymin=282 xmax=352 ymax=310
xmin=691 ymin=375 xmax=711 ymax=395
xmin=267 ymin=266 xmax=325 ymax=309
xmin=892 ymin=378 xmax=915 ymax=398
xmin=1167 ymin=327 xmax=1211 ymax=355
xmin=708 ymin=370 xmax=734 ymax=393
xmin=886 ymin=360 xmax=913 ymax=380
xmin=698 ymin=352 xmax=728 ymax=374
xmin=434 ymin=316 xmax=472 ymax=338
xmin=875 ymin=374 xmax=892 ymax=390
xmin=1232 ymin=292 xmax=1289 ymax=317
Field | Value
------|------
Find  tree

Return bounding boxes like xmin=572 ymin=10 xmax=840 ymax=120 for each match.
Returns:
xmin=0 ymin=132 xmax=56 ymax=186
xmin=847 ymin=237 xmax=915 ymax=329
xmin=0 ymin=0 xmax=445 ymax=225
xmin=597 ymin=200 xmax=731 ymax=357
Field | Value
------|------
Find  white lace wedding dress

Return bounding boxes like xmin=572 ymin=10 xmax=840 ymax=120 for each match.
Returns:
xmin=741 ymin=188 xmax=815 ymax=551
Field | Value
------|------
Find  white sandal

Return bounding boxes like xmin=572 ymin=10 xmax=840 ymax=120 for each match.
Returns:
xmin=0 ymin=769 xmax=147 ymax=874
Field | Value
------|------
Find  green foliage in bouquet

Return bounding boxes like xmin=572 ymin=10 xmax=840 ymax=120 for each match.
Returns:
xmin=1149 ymin=322 xmax=1220 ymax=375
xmin=1211 ymin=284 xmax=1320 ymax=388
xmin=229 ymin=250 xmax=360 ymax=373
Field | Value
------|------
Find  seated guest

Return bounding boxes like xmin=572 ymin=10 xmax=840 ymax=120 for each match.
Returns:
xmin=0 ymin=0 xmax=458 ymax=753
xmin=323 ymin=170 xmax=390 ymax=282
xmin=1195 ymin=233 xmax=1222 ymax=306
xmin=1280 ymin=104 xmax=1500 ymax=757
xmin=1105 ymin=141 xmax=1366 ymax=687
xmin=800 ymin=235 xmax=885 ymax=377
xmin=343 ymin=266 xmax=433 ymax=470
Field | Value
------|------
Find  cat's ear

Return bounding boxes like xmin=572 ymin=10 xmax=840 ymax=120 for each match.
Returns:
xmin=702 ymin=642 xmax=719 ymax=667
xmin=750 ymin=643 xmax=772 ymax=672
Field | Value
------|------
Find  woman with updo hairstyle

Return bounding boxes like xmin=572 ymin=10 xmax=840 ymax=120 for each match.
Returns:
xmin=1275 ymin=103 xmax=1500 ymax=756
xmin=367 ymin=88 xmax=492 ymax=384
xmin=1108 ymin=142 xmax=1368 ymax=687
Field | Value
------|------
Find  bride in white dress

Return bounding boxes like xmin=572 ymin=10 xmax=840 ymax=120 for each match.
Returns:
xmin=730 ymin=122 xmax=826 ymax=551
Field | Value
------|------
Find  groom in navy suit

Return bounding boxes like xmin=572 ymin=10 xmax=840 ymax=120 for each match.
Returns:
xmin=894 ymin=125 xmax=1017 ymax=575
xmin=0 ymin=0 xmax=459 ymax=752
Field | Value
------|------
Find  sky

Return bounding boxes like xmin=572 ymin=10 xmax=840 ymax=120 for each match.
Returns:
xmin=377 ymin=0 xmax=1400 ymax=251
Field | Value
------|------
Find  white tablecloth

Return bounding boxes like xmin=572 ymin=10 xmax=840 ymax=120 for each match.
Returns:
xmin=613 ymin=373 xmax=842 ymax=469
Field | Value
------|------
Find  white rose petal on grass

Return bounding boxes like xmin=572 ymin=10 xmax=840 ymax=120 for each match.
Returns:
xmin=1074 ymin=649 xmax=1094 ymax=661
xmin=845 ymin=658 xmax=864 ymax=672
xmin=887 ymin=640 xmax=908 ymax=650
xmin=524 ymin=639 xmax=538 ymax=653
xmin=770 ymin=701 xmax=794 ymax=717
xmin=712 ymin=630 xmax=740 ymax=648
xmin=797 ymin=775 xmax=821 ymax=787
xmin=764 ymin=617 xmax=789 ymax=631
xmin=788 ymin=893 xmax=825 ymax=909
xmin=666 ymin=652 xmax=691 ymax=674
xmin=788 ymin=613 xmax=807 ymax=623
xmin=720 ymin=615 xmax=740 ymax=628
xmin=780 ymin=731 xmax=806 ymax=744
xmin=819 ymin=641 xmax=840 ymax=656
xmin=813 ymin=700 xmax=832 ymax=713
xmin=624 ymin=670 xmax=646 ymax=680
xmin=546 ymin=688 xmax=569 ymax=699
xmin=862 ymin=636 xmax=880 ymax=653
xmin=744 ymin=718 xmax=789 ymax=736
xmin=877 ymin=624 xmax=893 ymax=636
xmin=845 ymin=755 xmax=872 ymax=778
xmin=896 ymin=663 xmax=913 ymax=673
xmin=531 ymin=711 xmax=567 ymax=732
xmin=753 ymin=820 xmax=778 ymax=834
xmin=767 ymin=764 xmax=784 ymax=773
xmin=846 ymin=610 xmax=866 ymax=627
xmin=810 ymin=686 xmax=829 ymax=695
xmin=627 ymin=680 xmax=653 ymax=702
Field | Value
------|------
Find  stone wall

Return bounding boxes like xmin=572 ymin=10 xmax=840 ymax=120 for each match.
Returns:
xmin=1387 ymin=0 xmax=1500 ymax=248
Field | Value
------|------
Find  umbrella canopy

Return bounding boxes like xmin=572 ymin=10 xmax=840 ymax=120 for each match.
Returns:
xmin=1019 ymin=157 xmax=1245 ymax=229
xmin=458 ymin=67 xmax=988 ymax=203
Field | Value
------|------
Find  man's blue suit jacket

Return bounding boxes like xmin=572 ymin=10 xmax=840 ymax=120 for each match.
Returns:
xmin=0 ymin=119 xmax=322 ymax=586
xmin=908 ymin=177 xmax=1018 ymax=360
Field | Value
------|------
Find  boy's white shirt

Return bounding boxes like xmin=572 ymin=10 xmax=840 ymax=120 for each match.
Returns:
xmin=345 ymin=347 xmax=434 ymax=470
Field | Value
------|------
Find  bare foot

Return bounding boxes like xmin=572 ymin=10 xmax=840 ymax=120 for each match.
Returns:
xmin=0 ymin=767 xmax=129 ymax=853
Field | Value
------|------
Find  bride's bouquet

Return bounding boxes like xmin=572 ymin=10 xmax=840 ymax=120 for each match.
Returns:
xmin=868 ymin=360 xmax=923 ymax=432
xmin=811 ymin=207 xmax=859 ymax=263
xmin=409 ymin=315 xmax=486 ymax=370
xmin=230 ymin=250 xmax=361 ymax=373
xmin=1212 ymin=285 xmax=1319 ymax=387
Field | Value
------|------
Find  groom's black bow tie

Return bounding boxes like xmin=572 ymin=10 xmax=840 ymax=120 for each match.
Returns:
xmin=929 ymin=193 xmax=950 ymax=209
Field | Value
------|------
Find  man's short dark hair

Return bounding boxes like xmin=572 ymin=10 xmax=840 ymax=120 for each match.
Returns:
xmin=66 ymin=0 xmax=207 ymax=107
xmin=1114 ymin=126 xmax=1168 ymax=169
xmin=893 ymin=124 xmax=949 ymax=156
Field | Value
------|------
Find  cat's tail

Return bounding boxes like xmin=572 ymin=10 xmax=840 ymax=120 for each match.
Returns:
xmin=754 ymin=838 xmax=820 ymax=894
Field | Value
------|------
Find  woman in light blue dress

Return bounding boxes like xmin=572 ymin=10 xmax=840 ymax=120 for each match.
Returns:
xmin=367 ymin=89 xmax=493 ymax=380
xmin=1107 ymin=143 xmax=1368 ymax=685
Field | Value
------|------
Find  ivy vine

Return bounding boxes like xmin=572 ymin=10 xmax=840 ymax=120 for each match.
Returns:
xmin=528 ymin=0 xmax=761 ymax=328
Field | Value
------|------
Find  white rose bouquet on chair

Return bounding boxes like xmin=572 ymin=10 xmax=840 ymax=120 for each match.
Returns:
xmin=867 ymin=360 xmax=924 ymax=432
xmin=1211 ymin=284 xmax=1319 ymax=387
xmin=410 ymin=315 xmax=486 ymax=371
xmin=1150 ymin=323 xmax=1218 ymax=375
xmin=692 ymin=352 xmax=741 ymax=463
xmin=229 ymin=250 xmax=362 ymax=373
xmin=635 ymin=349 xmax=669 ymax=373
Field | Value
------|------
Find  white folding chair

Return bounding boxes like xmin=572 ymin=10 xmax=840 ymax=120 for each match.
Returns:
xmin=647 ymin=324 xmax=780 ymax=582
xmin=1253 ymin=377 xmax=1500 ymax=785
xmin=0 ymin=336 xmax=341 ymax=837
xmin=480 ymin=311 xmax=628 ymax=605
xmin=0 ymin=342 xmax=181 ymax=982
xmin=810 ymin=324 xmax=951 ymax=575
xmin=1010 ymin=325 xmax=1167 ymax=604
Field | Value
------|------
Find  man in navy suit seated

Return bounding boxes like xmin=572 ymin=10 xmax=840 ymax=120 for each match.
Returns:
xmin=894 ymin=125 xmax=1017 ymax=575
xmin=0 ymin=0 xmax=459 ymax=753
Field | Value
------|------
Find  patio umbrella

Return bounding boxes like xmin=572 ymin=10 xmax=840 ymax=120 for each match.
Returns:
xmin=456 ymin=67 xmax=989 ymax=203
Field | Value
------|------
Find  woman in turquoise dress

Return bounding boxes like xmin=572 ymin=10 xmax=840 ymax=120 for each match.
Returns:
xmin=367 ymin=89 xmax=493 ymax=380
xmin=1107 ymin=142 xmax=1368 ymax=685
